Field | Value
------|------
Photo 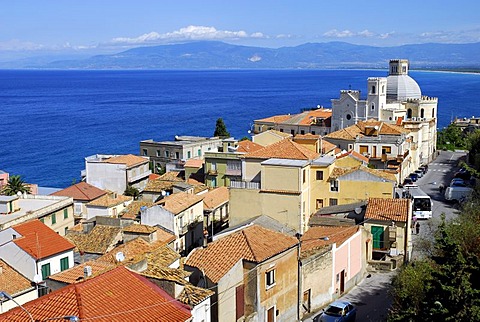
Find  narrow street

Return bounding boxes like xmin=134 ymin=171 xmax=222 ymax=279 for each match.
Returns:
xmin=303 ymin=150 xmax=467 ymax=322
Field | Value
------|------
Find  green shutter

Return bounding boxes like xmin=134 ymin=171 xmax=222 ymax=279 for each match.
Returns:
xmin=63 ymin=209 xmax=68 ymax=219
xmin=371 ymin=226 xmax=385 ymax=249
xmin=60 ymin=257 xmax=69 ymax=271
xmin=41 ymin=263 xmax=51 ymax=280
xmin=51 ymin=214 xmax=56 ymax=224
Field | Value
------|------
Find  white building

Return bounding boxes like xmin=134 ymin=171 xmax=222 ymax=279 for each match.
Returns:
xmin=85 ymin=154 xmax=151 ymax=194
xmin=331 ymin=59 xmax=438 ymax=166
xmin=0 ymin=220 xmax=75 ymax=296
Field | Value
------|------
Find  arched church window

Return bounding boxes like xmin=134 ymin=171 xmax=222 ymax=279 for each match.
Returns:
xmin=407 ymin=109 xmax=412 ymax=119
xmin=371 ymin=85 xmax=376 ymax=94
xmin=346 ymin=114 xmax=352 ymax=120
xmin=420 ymin=108 xmax=425 ymax=119
xmin=371 ymin=103 xmax=375 ymax=110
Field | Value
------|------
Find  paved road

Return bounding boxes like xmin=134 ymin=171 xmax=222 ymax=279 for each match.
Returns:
xmin=303 ymin=151 xmax=467 ymax=322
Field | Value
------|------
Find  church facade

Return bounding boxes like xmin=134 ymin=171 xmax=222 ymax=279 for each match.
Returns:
xmin=331 ymin=59 xmax=438 ymax=166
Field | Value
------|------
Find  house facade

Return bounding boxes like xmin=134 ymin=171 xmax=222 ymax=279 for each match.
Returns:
xmin=85 ymin=154 xmax=151 ymax=194
xmin=185 ymin=225 xmax=298 ymax=322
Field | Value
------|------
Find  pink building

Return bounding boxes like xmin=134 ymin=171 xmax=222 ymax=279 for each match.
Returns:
xmin=0 ymin=170 xmax=8 ymax=190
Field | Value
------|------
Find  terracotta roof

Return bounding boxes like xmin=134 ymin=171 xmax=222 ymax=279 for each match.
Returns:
xmin=255 ymin=115 xmax=291 ymax=123
xmin=146 ymin=245 xmax=181 ymax=267
xmin=184 ymin=159 xmax=203 ymax=168
xmin=321 ymin=140 xmax=338 ymax=154
xmin=154 ymin=228 xmax=177 ymax=245
xmin=86 ymin=193 xmax=132 ymax=208
xmin=120 ymin=200 xmax=154 ymax=220
xmin=237 ymin=140 xmax=264 ymax=153
xmin=295 ymin=109 xmax=332 ymax=126
xmin=144 ymin=171 xmax=184 ymax=193
xmin=149 ymin=173 xmax=161 ymax=180
xmin=187 ymin=178 xmax=208 ymax=194
xmin=48 ymin=260 xmax=115 ymax=284
xmin=0 ymin=260 xmax=33 ymax=296
xmin=325 ymin=126 xmax=362 ymax=140
xmin=330 ymin=165 xmax=397 ymax=182
xmin=179 ymin=284 xmax=215 ymax=307
xmin=51 ymin=182 xmax=107 ymax=201
xmin=294 ymin=133 xmax=321 ymax=140
xmin=159 ymin=171 xmax=184 ymax=182
xmin=104 ymin=154 xmax=149 ymax=168
xmin=185 ymin=225 xmax=297 ymax=283
xmin=365 ymin=198 xmax=410 ymax=222
xmin=123 ymin=224 xmax=157 ymax=234
xmin=203 ymin=186 xmax=229 ymax=210
xmin=336 ymin=150 xmax=369 ymax=163
xmin=301 ymin=226 xmax=359 ymax=258
xmin=0 ymin=266 xmax=192 ymax=322
xmin=142 ymin=265 xmax=191 ymax=284
xmin=66 ymin=225 xmax=122 ymax=254
xmin=243 ymin=138 xmax=320 ymax=160
xmin=12 ymin=220 xmax=75 ymax=260
xmin=156 ymin=192 xmax=204 ymax=215
xmin=326 ymin=120 xmax=407 ymax=141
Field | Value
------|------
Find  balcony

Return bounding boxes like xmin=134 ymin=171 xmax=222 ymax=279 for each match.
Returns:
xmin=230 ymin=181 xmax=260 ymax=189
xmin=128 ymin=170 xmax=152 ymax=183
xmin=225 ymin=169 xmax=241 ymax=176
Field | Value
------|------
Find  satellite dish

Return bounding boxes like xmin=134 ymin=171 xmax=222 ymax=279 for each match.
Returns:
xmin=33 ymin=274 xmax=42 ymax=283
xmin=354 ymin=207 xmax=363 ymax=215
xmin=17 ymin=191 xmax=22 ymax=197
xmin=374 ymin=125 xmax=379 ymax=130
xmin=161 ymin=190 xmax=166 ymax=196
xmin=115 ymin=252 xmax=125 ymax=262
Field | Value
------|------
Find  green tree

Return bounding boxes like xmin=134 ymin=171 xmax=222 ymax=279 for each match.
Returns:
xmin=124 ymin=185 xmax=140 ymax=200
xmin=1 ymin=175 xmax=30 ymax=196
xmin=214 ymin=118 xmax=230 ymax=138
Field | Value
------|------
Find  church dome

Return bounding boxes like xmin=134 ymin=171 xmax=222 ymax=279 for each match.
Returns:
xmin=386 ymin=74 xmax=421 ymax=100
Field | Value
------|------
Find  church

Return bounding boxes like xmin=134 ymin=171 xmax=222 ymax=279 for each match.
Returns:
xmin=330 ymin=59 xmax=438 ymax=165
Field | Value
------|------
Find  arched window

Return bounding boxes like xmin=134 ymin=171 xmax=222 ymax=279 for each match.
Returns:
xmin=432 ymin=108 xmax=435 ymax=118
xmin=420 ymin=108 xmax=425 ymax=119
xmin=407 ymin=109 xmax=412 ymax=119
xmin=371 ymin=103 xmax=375 ymax=111
xmin=371 ymin=85 xmax=376 ymax=94
xmin=382 ymin=85 xmax=385 ymax=93
xmin=346 ymin=114 xmax=352 ymax=120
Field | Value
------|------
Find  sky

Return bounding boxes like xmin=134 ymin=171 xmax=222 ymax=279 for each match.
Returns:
xmin=1 ymin=0 xmax=480 ymax=59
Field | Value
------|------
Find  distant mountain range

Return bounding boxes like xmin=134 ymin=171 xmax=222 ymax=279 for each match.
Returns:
xmin=6 ymin=41 xmax=480 ymax=70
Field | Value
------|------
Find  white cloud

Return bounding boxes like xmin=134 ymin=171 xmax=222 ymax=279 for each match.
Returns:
xmin=323 ymin=29 xmax=394 ymax=39
xmin=110 ymin=26 xmax=267 ymax=45
xmin=323 ymin=29 xmax=355 ymax=38
xmin=0 ymin=39 xmax=45 ymax=51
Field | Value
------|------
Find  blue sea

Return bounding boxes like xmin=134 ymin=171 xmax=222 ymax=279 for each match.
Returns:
xmin=1 ymin=69 xmax=479 ymax=188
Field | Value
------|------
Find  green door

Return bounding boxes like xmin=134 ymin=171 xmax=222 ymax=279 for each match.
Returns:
xmin=371 ymin=226 xmax=385 ymax=249
xmin=41 ymin=263 xmax=51 ymax=280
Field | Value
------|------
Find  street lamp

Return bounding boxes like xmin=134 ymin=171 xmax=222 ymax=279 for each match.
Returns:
xmin=0 ymin=291 xmax=34 ymax=322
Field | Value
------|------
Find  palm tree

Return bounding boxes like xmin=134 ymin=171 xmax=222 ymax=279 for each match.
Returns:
xmin=2 ymin=175 xmax=30 ymax=196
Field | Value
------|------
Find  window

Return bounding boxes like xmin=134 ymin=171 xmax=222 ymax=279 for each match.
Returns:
xmin=301 ymin=130 xmax=305 ymax=135
xmin=41 ymin=263 xmax=51 ymax=280
xmin=432 ymin=108 xmax=435 ymax=118
xmin=266 ymin=269 xmax=276 ymax=288
xmin=63 ymin=209 xmax=68 ymax=219
xmin=12 ymin=234 xmax=16 ymax=239
xmin=407 ymin=108 xmax=413 ymax=119
xmin=420 ymin=108 xmax=425 ymax=119
xmin=329 ymin=198 xmax=338 ymax=206
xmin=187 ymin=151 xmax=191 ymax=159
xmin=65 ymin=227 xmax=68 ymax=235
xmin=175 ymin=152 xmax=180 ymax=159
xmin=302 ymin=169 xmax=306 ymax=183
xmin=51 ymin=214 xmax=56 ymax=225
xmin=311 ymin=131 xmax=315 ymax=135
xmin=348 ymin=144 xmax=353 ymax=150
xmin=316 ymin=199 xmax=323 ymax=209
xmin=359 ymin=145 xmax=368 ymax=155
xmin=382 ymin=85 xmax=385 ymax=93
xmin=371 ymin=103 xmax=375 ymax=110
xmin=371 ymin=85 xmax=376 ymax=94
xmin=60 ymin=257 xmax=69 ymax=271
xmin=372 ymin=226 xmax=385 ymax=249
xmin=197 ymin=149 xmax=201 ymax=157
xmin=267 ymin=306 xmax=275 ymax=322
xmin=382 ymin=146 xmax=392 ymax=154
xmin=330 ymin=180 xmax=339 ymax=192
xmin=346 ymin=114 xmax=352 ymax=120
xmin=165 ymin=151 xmax=170 ymax=158
xmin=279 ymin=129 xmax=284 ymax=132
xmin=156 ymin=150 xmax=161 ymax=157
xmin=142 ymin=149 xmax=147 ymax=156
xmin=291 ymin=130 xmax=295 ymax=135
xmin=227 ymin=160 xmax=241 ymax=171
xmin=316 ymin=170 xmax=323 ymax=180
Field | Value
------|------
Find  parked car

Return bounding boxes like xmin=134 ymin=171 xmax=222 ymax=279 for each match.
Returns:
xmin=402 ymin=177 xmax=414 ymax=187
xmin=444 ymin=186 xmax=473 ymax=201
xmin=453 ymin=168 xmax=471 ymax=180
xmin=415 ymin=169 xmax=424 ymax=178
xmin=409 ymin=173 xmax=419 ymax=182
xmin=450 ymin=178 xmax=466 ymax=187
xmin=419 ymin=165 xmax=428 ymax=174
xmin=314 ymin=301 xmax=357 ymax=322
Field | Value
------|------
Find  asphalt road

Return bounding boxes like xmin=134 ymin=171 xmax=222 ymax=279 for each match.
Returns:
xmin=303 ymin=150 xmax=467 ymax=322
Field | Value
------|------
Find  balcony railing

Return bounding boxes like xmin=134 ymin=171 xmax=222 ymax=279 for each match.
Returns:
xmin=229 ymin=181 xmax=260 ymax=190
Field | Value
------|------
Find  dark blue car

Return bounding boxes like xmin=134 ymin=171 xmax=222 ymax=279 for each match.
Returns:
xmin=314 ymin=300 xmax=357 ymax=322
xmin=409 ymin=173 xmax=419 ymax=182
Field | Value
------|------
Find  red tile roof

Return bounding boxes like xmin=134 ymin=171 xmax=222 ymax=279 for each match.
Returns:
xmin=237 ymin=140 xmax=264 ymax=153
xmin=12 ymin=220 xmax=75 ymax=260
xmin=51 ymin=181 xmax=107 ymax=201
xmin=365 ymin=198 xmax=410 ymax=222
xmin=104 ymin=154 xmax=149 ymax=168
xmin=0 ymin=266 xmax=191 ymax=322
xmin=336 ymin=150 xmax=369 ymax=163
xmin=184 ymin=159 xmax=204 ymax=168
xmin=203 ymin=186 xmax=229 ymax=210
xmin=243 ymin=138 xmax=320 ymax=160
xmin=156 ymin=192 xmax=204 ymax=215
xmin=301 ymin=226 xmax=359 ymax=257
xmin=185 ymin=225 xmax=297 ymax=283
xmin=0 ymin=260 xmax=33 ymax=296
